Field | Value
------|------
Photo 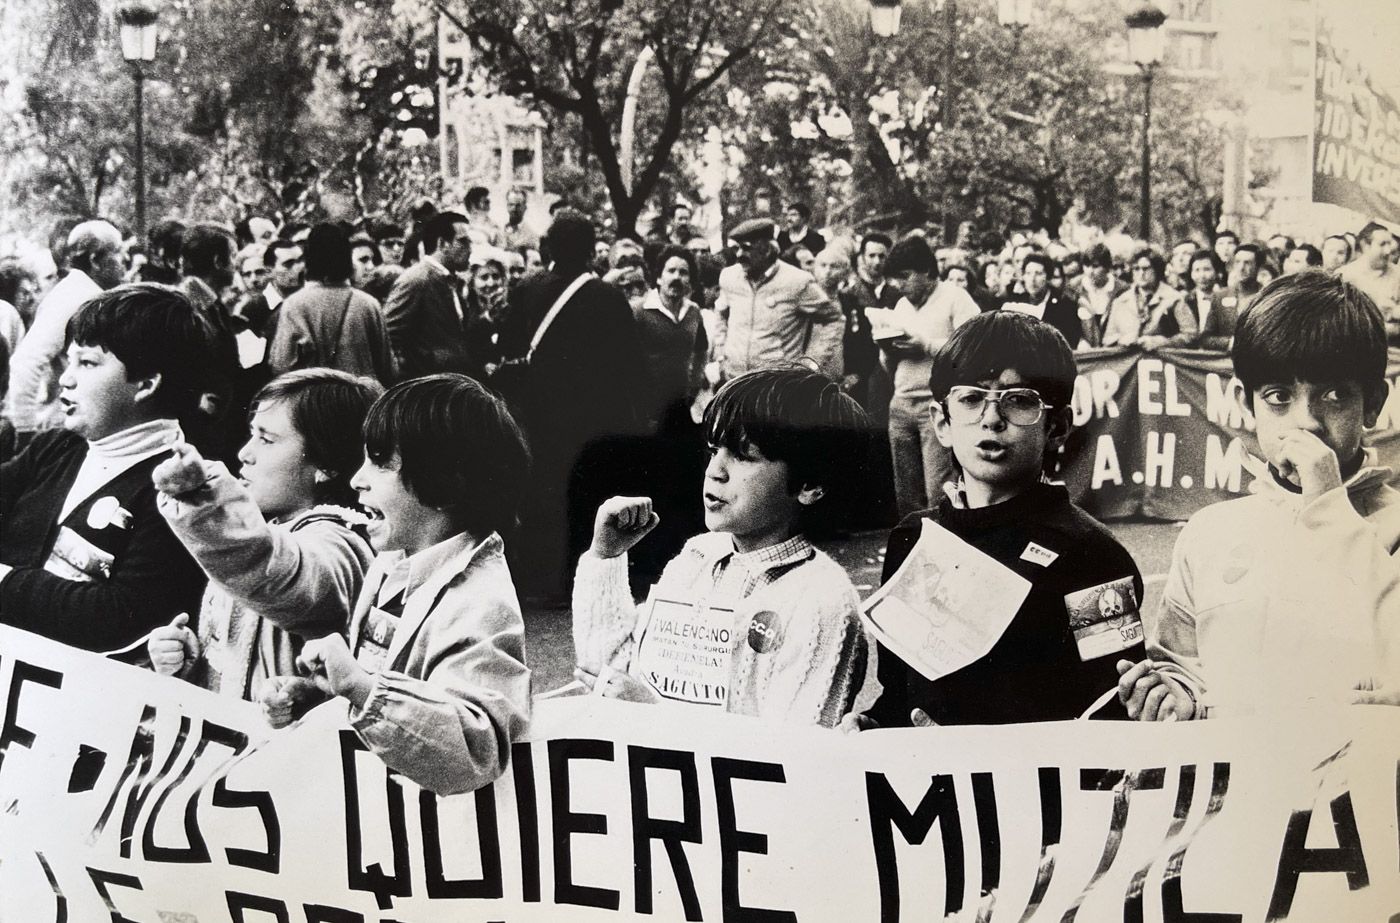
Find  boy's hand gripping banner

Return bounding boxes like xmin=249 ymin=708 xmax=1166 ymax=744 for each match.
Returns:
xmin=1 ymin=625 xmax=1397 ymax=921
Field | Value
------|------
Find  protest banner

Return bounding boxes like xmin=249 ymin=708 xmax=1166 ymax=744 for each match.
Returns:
xmin=1310 ymin=0 xmax=1400 ymax=224
xmin=2 ymin=625 xmax=1397 ymax=921
xmin=1059 ymin=348 xmax=1400 ymax=520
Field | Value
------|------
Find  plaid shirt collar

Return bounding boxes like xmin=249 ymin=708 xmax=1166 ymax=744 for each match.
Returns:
xmin=723 ymin=533 xmax=815 ymax=572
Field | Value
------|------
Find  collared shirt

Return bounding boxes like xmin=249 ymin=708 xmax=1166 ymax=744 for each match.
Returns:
xmin=372 ymin=530 xmax=478 ymax=614
xmin=355 ymin=530 xmax=479 ymax=671
xmin=642 ymin=288 xmax=693 ymax=324
xmin=857 ymin=271 xmax=887 ymax=302
xmin=262 ymin=282 xmax=286 ymax=313
xmin=1006 ymin=291 xmax=1049 ymax=321
xmin=706 ymin=533 xmax=816 ymax=601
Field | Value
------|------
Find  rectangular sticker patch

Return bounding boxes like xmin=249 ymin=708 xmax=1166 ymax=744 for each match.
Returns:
xmin=1020 ymin=542 xmax=1059 ymax=568
xmin=43 ymin=526 xmax=115 ymax=583
xmin=1063 ymin=577 xmax=1143 ymax=661
xmin=633 ymin=595 xmax=734 ymax=707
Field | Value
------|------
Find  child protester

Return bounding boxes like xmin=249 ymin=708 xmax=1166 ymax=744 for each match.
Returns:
xmin=853 ymin=311 xmax=1147 ymax=729
xmin=146 ymin=369 xmax=383 ymax=700
xmin=1119 ymin=272 xmax=1400 ymax=720
xmin=572 ymin=366 xmax=872 ymax=728
xmin=0 ymin=285 xmax=214 ymax=652
xmin=261 ymin=373 xmax=532 ymax=796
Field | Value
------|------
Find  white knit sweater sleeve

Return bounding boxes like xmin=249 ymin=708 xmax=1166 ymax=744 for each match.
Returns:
xmin=571 ymin=550 xmax=640 ymax=675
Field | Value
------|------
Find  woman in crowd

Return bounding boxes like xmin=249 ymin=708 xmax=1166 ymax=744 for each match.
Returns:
xmin=1182 ymin=249 xmax=1223 ymax=331
xmin=465 ymin=246 xmax=511 ymax=382
xmin=146 ymin=370 xmax=383 ymax=700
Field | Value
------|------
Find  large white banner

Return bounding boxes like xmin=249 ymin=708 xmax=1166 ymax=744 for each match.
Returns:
xmin=1 ymin=626 xmax=1397 ymax=921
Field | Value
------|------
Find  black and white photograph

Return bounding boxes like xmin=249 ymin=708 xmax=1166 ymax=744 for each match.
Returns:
xmin=1 ymin=0 xmax=1398 ymax=918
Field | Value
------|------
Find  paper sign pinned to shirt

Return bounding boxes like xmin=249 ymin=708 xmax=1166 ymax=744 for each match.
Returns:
xmin=861 ymin=519 xmax=1031 ymax=682
xmin=633 ymin=594 xmax=735 ymax=707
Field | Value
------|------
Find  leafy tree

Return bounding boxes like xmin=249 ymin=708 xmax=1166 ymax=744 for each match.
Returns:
xmin=420 ymin=0 xmax=791 ymax=236
xmin=728 ymin=0 xmax=1246 ymax=244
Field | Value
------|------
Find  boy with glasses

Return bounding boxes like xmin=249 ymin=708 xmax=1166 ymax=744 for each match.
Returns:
xmin=850 ymin=311 xmax=1146 ymax=728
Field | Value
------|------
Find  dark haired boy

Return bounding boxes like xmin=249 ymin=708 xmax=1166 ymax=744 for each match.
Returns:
xmin=1119 ymin=272 xmax=1400 ymax=719
xmin=854 ymin=311 xmax=1146 ymax=728
xmin=262 ymin=373 xmax=532 ymax=796
xmin=0 ymin=285 xmax=213 ymax=651
xmin=572 ymin=367 xmax=872 ymax=727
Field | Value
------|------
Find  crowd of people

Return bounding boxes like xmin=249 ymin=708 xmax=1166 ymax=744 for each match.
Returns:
xmin=0 ymin=188 xmax=1396 ymax=796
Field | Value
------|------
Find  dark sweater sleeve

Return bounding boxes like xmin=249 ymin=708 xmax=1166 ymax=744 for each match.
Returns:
xmin=1 ymin=484 xmax=207 ymax=653
xmin=1056 ymin=532 xmax=1146 ymax=721
xmin=0 ymin=437 xmax=41 ymax=520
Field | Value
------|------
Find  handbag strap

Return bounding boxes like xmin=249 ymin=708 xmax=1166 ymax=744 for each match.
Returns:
xmin=526 ymin=272 xmax=595 ymax=361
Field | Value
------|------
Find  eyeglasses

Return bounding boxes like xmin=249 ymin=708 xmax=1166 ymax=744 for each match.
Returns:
xmin=1132 ymin=263 xmax=1155 ymax=272
xmin=942 ymin=385 xmax=1051 ymax=426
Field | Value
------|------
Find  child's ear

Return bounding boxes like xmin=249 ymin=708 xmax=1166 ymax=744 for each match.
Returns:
xmin=1044 ymin=405 xmax=1073 ymax=452
xmin=931 ymin=401 xmax=954 ymax=448
xmin=796 ymin=484 xmax=825 ymax=506
xmin=1363 ymin=380 xmax=1389 ymax=428
xmin=1230 ymin=377 xmax=1254 ymax=416
xmin=132 ymin=371 xmax=162 ymax=406
xmin=313 ymin=470 xmax=332 ymax=485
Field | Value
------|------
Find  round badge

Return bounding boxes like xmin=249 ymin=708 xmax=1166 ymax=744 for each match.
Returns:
xmin=747 ymin=610 xmax=783 ymax=654
xmin=86 ymin=496 xmax=124 ymax=530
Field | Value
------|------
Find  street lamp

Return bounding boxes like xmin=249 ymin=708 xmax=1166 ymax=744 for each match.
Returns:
xmin=868 ymin=0 xmax=901 ymax=38
xmin=997 ymin=0 xmax=1033 ymax=29
xmin=118 ymin=2 xmax=159 ymax=238
xmin=1125 ymin=2 xmax=1166 ymax=242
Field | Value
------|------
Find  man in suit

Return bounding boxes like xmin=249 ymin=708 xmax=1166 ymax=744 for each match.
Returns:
xmin=382 ymin=212 xmax=474 ymax=379
xmin=233 ymin=238 xmax=303 ymax=340
xmin=1005 ymin=253 xmax=1082 ymax=348
xmin=499 ymin=209 xmax=643 ymax=600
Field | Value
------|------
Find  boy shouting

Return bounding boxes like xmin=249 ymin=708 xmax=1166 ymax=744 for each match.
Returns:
xmin=856 ymin=311 xmax=1146 ymax=728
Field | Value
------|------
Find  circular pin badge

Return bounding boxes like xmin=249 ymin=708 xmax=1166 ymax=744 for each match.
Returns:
xmin=747 ymin=610 xmax=782 ymax=654
xmin=86 ymin=495 xmax=130 ymax=531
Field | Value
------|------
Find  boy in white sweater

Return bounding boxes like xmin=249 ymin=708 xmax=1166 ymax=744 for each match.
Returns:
xmin=572 ymin=367 xmax=871 ymax=727
xmin=1119 ymin=271 xmax=1400 ymax=719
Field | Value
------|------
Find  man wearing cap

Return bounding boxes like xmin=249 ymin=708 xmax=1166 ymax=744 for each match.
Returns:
xmin=716 ymin=217 xmax=841 ymax=380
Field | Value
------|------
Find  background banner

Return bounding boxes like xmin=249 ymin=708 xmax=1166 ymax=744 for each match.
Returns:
xmin=1311 ymin=1 xmax=1400 ymax=224
xmin=1060 ymin=348 xmax=1400 ymax=520
xmin=2 ymin=626 xmax=1397 ymax=922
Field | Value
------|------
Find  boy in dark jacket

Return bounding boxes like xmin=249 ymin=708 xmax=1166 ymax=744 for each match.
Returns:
xmin=0 ymin=285 xmax=213 ymax=652
xmin=853 ymin=311 xmax=1145 ymax=728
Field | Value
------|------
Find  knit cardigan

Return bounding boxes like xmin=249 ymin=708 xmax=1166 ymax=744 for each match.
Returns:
xmin=572 ymin=531 xmax=868 ymax=728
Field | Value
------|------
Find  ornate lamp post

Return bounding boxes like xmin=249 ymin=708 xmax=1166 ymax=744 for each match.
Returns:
xmin=997 ymin=0 xmax=1033 ymax=39
xmin=868 ymin=0 xmax=902 ymax=38
xmin=1125 ymin=2 xmax=1167 ymax=241
xmin=118 ymin=2 xmax=160 ymax=238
